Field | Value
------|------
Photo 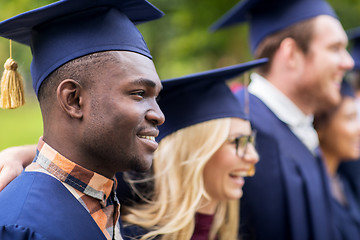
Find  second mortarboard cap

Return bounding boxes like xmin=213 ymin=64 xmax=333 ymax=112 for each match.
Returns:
xmin=0 ymin=0 xmax=164 ymax=96
xmin=340 ymin=80 xmax=355 ymax=98
xmin=156 ymin=58 xmax=268 ymax=142
xmin=347 ymin=27 xmax=360 ymax=70
xmin=210 ymin=0 xmax=337 ymax=54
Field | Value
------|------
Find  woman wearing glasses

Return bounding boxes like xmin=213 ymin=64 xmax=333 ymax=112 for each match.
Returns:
xmin=122 ymin=59 xmax=265 ymax=240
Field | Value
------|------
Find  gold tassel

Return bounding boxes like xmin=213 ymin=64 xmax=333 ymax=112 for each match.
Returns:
xmin=246 ymin=165 xmax=256 ymax=177
xmin=242 ymin=71 xmax=250 ymax=117
xmin=0 ymin=40 xmax=25 ymax=109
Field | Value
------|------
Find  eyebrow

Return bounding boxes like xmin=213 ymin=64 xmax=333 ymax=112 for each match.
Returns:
xmin=132 ymin=78 xmax=162 ymax=91
xmin=228 ymin=133 xmax=250 ymax=139
xmin=229 ymin=130 xmax=255 ymax=137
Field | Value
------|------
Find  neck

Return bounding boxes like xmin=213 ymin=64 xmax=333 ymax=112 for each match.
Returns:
xmin=267 ymin=80 xmax=313 ymax=115
xmin=265 ymin=66 xmax=314 ymax=115
xmin=321 ymin=149 xmax=340 ymax=177
xmin=43 ymin=134 xmax=115 ymax=179
xmin=197 ymin=197 xmax=218 ymax=215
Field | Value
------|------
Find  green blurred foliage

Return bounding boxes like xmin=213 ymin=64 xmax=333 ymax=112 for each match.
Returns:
xmin=0 ymin=99 xmax=42 ymax=149
xmin=0 ymin=0 xmax=360 ymax=149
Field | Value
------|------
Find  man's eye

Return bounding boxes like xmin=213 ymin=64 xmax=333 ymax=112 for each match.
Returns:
xmin=330 ymin=45 xmax=341 ymax=52
xmin=131 ymin=90 xmax=145 ymax=98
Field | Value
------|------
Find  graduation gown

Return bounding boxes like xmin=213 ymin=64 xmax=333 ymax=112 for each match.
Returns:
xmin=235 ymin=90 xmax=337 ymax=240
xmin=338 ymin=161 xmax=360 ymax=205
xmin=331 ymin=173 xmax=360 ymax=240
xmin=122 ymin=213 xmax=216 ymax=240
xmin=0 ymin=171 xmax=126 ymax=240
xmin=122 ymin=224 xmax=149 ymax=240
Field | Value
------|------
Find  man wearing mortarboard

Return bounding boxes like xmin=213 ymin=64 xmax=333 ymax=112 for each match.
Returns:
xmin=211 ymin=0 xmax=354 ymax=239
xmin=0 ymin=0 xmax=165 ymax=239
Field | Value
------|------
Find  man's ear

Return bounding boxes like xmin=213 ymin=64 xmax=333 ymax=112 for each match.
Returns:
xmin=279 ymin=37 xmax=304 ymax=69
xmin=56 ymin=79 xmax=84 ymax=119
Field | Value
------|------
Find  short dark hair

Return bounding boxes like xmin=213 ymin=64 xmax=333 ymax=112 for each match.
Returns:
xmin=38 ymin=51 xmax=117 ymax=105
xmin=346 ymin=70 xmax=360 ymax=92
xmin=254 ymin=18 xmax=315 ymax=76
xmin=313 ymin=99 xmax=343 ymax=131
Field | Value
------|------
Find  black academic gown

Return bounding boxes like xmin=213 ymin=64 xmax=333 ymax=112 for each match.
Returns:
xmin=234 ymin=89 xmax=337 ymax=240
xmin=0 ymin=171 xmax=127 ymax=240
xmin=331 ymin=171 xmax=360 ymax=240
xmin=338 ymin=161 xmax=360 ymax=204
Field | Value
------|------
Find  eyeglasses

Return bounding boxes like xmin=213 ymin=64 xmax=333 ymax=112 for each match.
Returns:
xmin=227 ymin=130 xmax=257 ymax=158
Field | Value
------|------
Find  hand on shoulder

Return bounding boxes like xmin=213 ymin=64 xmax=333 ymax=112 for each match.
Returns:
xmin=0 ymin=145 xmax=36 ymax=191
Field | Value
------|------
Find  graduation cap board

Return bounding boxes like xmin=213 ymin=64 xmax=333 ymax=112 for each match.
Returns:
xmin=0 ymin=0 xmax=163 ymax=108
xmin=156 ymin=58 xmax=268 ymax=142
xmin=347 ymin=27 xmax=360 ymax=71
xmin=340 ymin=80 xmax=355 ymax=98
xmin=210 ymin=0 xmax=337 ymax=54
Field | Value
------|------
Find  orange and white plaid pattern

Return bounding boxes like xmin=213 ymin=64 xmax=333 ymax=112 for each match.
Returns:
xmin=25 ymin=138 xmax=122 ymax=240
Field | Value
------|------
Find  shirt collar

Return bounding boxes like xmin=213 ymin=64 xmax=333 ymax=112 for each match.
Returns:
xmin=248 ymin=73 xmax=319 ymax=152
xmin=248 ymin=72 xmax=314 ymax=127
xmin=35 ymin=138 xmax=116 ymax=204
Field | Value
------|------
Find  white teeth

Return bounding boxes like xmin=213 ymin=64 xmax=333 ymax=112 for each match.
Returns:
xmin=140 ymin=136 xmax=155 ymax=141
xmin=229 ymin=171 xmax=248 ymax=177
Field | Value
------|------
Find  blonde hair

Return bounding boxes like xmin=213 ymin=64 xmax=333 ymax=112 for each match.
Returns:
xmin=122 ymin=118 xmax=239 ymax=240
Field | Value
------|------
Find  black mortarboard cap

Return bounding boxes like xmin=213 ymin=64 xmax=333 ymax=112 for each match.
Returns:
xmin=0 ymin=0 xmax=163 ymax=96
xmin=157 ymin=58 xmax=268 ymax=142
xmin=210 ymin=0 xmax=337 ymax=54
xmin=347 ymin=27 xmax=360 ymax=71
xmin=341 ymin=80 xmax=355 ymax=98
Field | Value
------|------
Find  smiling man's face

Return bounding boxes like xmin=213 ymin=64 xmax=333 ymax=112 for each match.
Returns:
xmin=82 ymin=51 xmax=165 ymax=175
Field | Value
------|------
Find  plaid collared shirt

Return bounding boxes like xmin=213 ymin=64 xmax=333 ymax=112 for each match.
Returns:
xmin=25 ymin=138 xmax=122 ymax=240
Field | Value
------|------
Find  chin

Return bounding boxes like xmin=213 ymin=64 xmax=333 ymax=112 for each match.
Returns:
xmin=342 ymin=153 xmax=360 ymax=162
xmin=350 ymin=153 xmax=360 ymax=161
xmin=330 ymin=93 xmax=341 ymax=106
xmin=132 ymin=156 xmax=153 ymax=172
xmin=227 ymin=191 xmax=243 ymax=200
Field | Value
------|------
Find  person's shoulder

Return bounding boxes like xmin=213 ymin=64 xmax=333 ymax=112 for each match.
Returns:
xmin=233 ymin=89 xmax=280 ymax=128
xmin=0 ymin=172 xmax=42 ymax=221
xmin=122 ymin=224 xmax=152 ymax=240
xmin=0 ymin=172 xmax=66 ymax=229
xmin=0 ymin=224 xmax=47 ymax=240
xmin=0 ymin=172 xmax=50 ymax=238
xmin=0 ymin=171 xmax=108 ymax=240
xmin=0 ymin=171 xmax=60 ymax=205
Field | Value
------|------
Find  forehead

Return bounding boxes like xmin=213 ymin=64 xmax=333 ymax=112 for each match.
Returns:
xmin=229 ymin=118 xmax=251 ymax=135
xmin=326 ymin=98 xmax=357 ymax=127
xmin=338 ymin=97 xmax=357 ymax=114
xmin=311 ymin=15 xmax=348 ymax=44
xmin=101 ymin=51 xmax=161 ymax=88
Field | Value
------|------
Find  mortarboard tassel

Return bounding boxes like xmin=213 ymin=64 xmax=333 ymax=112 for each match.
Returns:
xmin=246 ymin=165 xmax=256 ymax=177
xmin=0 ymin=40 xmax=25 ymax=109
xmin=242 ymin=71 xmax=256 ymax=177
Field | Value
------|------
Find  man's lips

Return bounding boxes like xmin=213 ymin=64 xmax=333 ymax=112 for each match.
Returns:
xmin=138 ymin=135 xmax=156 ymax=141
xmin=137 ymin=128 xmax=159 ymax=139
xmin=137 ymin=129 xmax=159 ymax=151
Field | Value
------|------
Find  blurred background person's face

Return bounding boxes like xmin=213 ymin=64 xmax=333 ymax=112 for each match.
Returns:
xmin=318 ymin=96 xmax=360 ymax=162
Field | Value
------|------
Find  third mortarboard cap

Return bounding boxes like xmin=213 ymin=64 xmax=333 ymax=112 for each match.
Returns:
xmin=340 ymin=80 xmax=355 ymax=98
xmin=347 ymin=27 xmax=360 ymax=70
xmin=0 ymin=0 xmax=164 ymax=96
xmin=157 ymin=58 xmax=268 ymax=142
xmin=210 ymin=0 xmax=337 ymax=54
